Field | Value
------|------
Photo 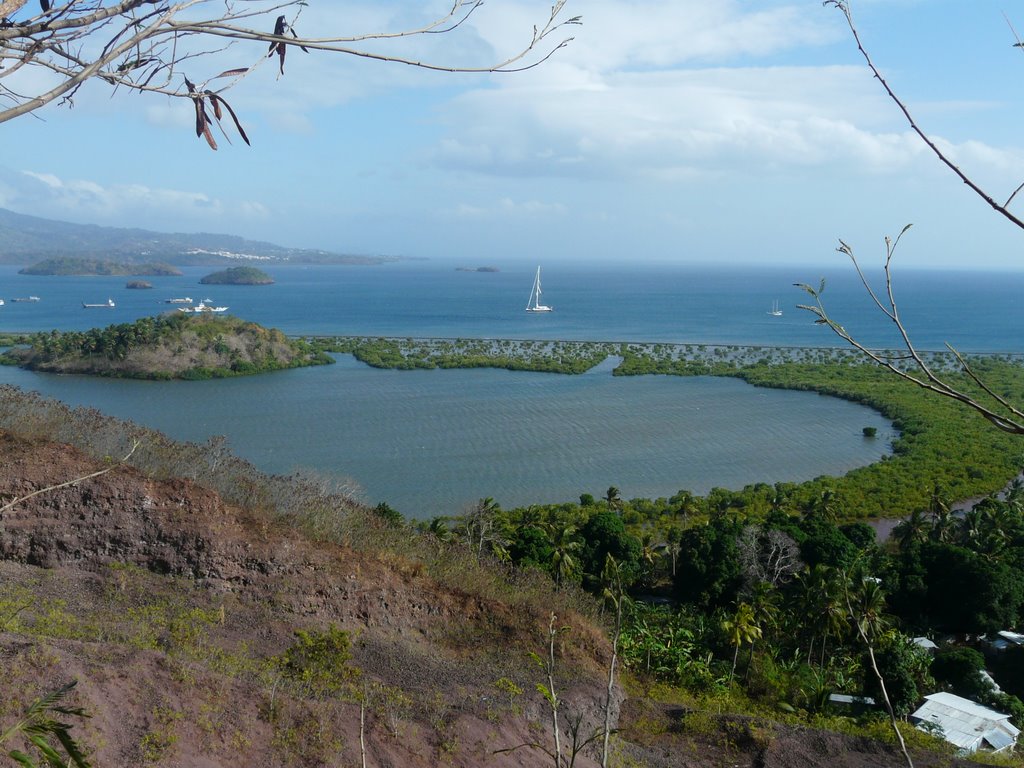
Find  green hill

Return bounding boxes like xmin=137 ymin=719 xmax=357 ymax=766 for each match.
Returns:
xmin=199 ymin=266 xmax=274 ymax=285
xmin=20 ymin=257 xmax=181 ymax=276
xmin=1 ymin=314 xmax=331 ymax=379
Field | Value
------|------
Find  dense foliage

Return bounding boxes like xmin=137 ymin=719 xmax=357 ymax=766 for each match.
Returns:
xmin=433 ymin=478 xmax=1024 ymax=731
xmin=0 ymin=314 xmax=331 ymax=379
xmin=321 ymin=337 xmax=615 ymax=374
xmin=199 ymin=266 xmax=274 ymax=285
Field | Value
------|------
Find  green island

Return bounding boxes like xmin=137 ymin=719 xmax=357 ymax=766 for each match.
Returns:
xmin=199 ymin=265 xmax=274 ymax=285
xmin=19 ymin=257 xmax=182 ymax=276
xmin=0 ymin=314 xmax=332 ymax=379
xmin=5 ymin=330 xmax=1024 ymax=766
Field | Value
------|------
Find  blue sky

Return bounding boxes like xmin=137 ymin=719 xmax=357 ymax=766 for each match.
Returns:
xmin=3 ymin=0 xmax=1024 ymax=269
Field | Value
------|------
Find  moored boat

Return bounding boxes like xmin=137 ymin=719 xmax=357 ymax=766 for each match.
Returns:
xmin=177 ymin=301 xmax=228 ymax=313
xmin=525 ymin=266 xmax=553 ymax=312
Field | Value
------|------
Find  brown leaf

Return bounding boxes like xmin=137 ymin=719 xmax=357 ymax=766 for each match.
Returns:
xmin=210 ymin=95 xmax=250 ymax=147
xmin=193 ymin=98 xmax=205 ymax=138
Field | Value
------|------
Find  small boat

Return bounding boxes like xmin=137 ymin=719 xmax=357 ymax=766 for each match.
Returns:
xmin=177 ymin=301 xmax=228 ymax=313
xmin=165 ymin=297 xmax=193 ymax=304
xmin=0 ymin=299 xmax=4 ymax=306
xmin=767 ymin=300 xmax=783 ymax=317
xmin=10 ymin=296 xmax=40 ymax=302
xmin=525 ymin=266 xmax=553 ymax=313
xmin=83 ymin=298 xmax=115 ymax=308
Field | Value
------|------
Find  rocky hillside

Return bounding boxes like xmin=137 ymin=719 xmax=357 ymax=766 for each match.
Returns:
xmin=0 ymin=389 xmax=975 ymax=767
xmin=0 ymin=429 xmax=614 ymax=767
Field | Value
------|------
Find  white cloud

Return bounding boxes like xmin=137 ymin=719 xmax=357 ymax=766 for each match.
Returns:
xmin=450 ymin=197 xmax=567 ymax=218
xmin=4 ymin=169 xmax=268 ymax=227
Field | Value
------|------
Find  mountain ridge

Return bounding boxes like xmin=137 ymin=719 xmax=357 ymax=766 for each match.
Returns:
xmin=0 ymin=207 xmax=396 ymax=266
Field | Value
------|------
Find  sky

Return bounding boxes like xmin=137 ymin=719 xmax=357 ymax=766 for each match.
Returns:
xmin=3 ymin=0 xmax=1024 ymax=270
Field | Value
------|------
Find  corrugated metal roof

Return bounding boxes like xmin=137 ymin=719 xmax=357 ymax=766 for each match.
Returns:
xmin=998 ymin=631 xmax=1024 ymax=647
xmin=911 ymin=692 xmax=1019 ymax=753
xmin=983 ymin=729 xmax=1015 ymax=752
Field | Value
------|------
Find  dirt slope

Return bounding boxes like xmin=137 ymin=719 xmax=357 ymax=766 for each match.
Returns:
xmin=0 ymin=429 xmax=971 ymax=767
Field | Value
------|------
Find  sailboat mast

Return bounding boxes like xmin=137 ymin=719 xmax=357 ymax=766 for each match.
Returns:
xmin=525 ymin=266 xmax=553 ymax=312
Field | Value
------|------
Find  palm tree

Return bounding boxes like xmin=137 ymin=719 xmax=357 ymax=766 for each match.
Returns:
xmin=745 ymin=583 xmax=780 ymax=681
xmin=426 ymin=516 xmax=452 ymax=543
xmin=547 ymin=522 xmax=582 ymax=586
xmin=722 ymin=602 xmax=761 ymax=682
xmin=605 ymin=486 xmax=622 ymax=514
xmin=843 ymin=573 xmax=912 ymax=768
xmin=893 ymin=508 xmax=930 ymax=550
xmin=670 ymin=490 xmax=701 ymax=526
xmin=805 ymin=488 xmax=838 ymax=524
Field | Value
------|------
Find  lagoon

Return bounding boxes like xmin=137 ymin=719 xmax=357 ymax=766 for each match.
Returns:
xmin=4 ymin=259 xmax=1013 ymax=517
xmin=0 ymin=354 xmax=894 ymax=518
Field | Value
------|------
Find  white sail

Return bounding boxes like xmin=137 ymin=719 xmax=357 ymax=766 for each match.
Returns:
xmin=525 ymin=266 xmax=553 ymax=312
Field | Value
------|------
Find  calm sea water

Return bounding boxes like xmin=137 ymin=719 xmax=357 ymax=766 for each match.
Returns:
xmin=0 ymin=260 xmax=1018 ymax=517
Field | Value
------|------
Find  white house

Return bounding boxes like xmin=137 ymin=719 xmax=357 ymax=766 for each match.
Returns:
xmin=911 ymin=692 xmax=1019 ymax=754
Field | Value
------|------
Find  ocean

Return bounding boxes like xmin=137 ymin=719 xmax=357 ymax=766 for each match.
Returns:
xmin=0 ymin=260 xmax=1019 ymax=517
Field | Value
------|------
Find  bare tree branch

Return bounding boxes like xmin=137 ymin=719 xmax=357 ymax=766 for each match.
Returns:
xmin=824 ymin=1 xmax=1024 ymax=232
xmin=0 ymin=0 xmax=580 ymax=147
xmin=0 ymin=439 xmax=139 ymax=514
xmin=806 ymin=5 xmax=1024 ymax=436
xmin=796 ymin=233 xmax=1024 ymax=434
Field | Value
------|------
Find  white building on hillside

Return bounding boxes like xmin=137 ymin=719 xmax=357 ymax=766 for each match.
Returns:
xmin=911 ymin=692 xmax=1019 ymax=754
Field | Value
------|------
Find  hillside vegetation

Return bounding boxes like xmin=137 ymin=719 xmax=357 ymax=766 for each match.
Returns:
xmin=0 ymin=386 xmax=976 ymax=768
xmin=1 ymin=314 xmax=331 ymax=379
xmin=19 ymin=257 xmax=182 ymax=276
xmin=200 ymin=266 xmax=274 ymax=285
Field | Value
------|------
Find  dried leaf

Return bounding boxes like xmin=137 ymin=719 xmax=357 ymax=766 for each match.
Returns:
xmin=193 ymin=98 xmax=205 ymax=137
xmin=210 ymin=95 xmax=250 ymax=146
xmin=214 ymin=68 xmax=249 ymax=79
xmin=202 ymin=122 xmax=217 ymax=150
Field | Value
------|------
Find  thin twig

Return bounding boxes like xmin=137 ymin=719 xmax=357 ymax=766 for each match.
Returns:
xmin=0 ymin=439 xmax=139 ymax=514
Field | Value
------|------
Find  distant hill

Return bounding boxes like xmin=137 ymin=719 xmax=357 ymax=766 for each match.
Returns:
xmin=0 ymin=207 xmax=395 ymax=266
xmin=20 ymin=257 xmax=182 ymax=276
xmin=200 ymin=266 xmax=274 ymax=285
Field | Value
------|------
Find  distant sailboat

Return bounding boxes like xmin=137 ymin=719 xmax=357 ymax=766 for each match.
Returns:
xmin=525 ymin=266 xmax=553 ymax=313
xmin=768 ymin=300 xmax=783 ymax=317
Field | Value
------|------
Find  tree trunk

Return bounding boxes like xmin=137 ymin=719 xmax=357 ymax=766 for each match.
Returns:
xmin=601 ymin=596 xmax=622 ymax=768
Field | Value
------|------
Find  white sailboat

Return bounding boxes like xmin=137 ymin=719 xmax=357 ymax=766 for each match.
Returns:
xmin=525 ymin=266 xmax=553 ymax=312
xmin=767 ymin=300 xmax=782 ymax=317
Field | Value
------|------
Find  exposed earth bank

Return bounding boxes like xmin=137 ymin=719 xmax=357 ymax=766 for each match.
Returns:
xmin=0 ymin=431 xmax=969 ymax=767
